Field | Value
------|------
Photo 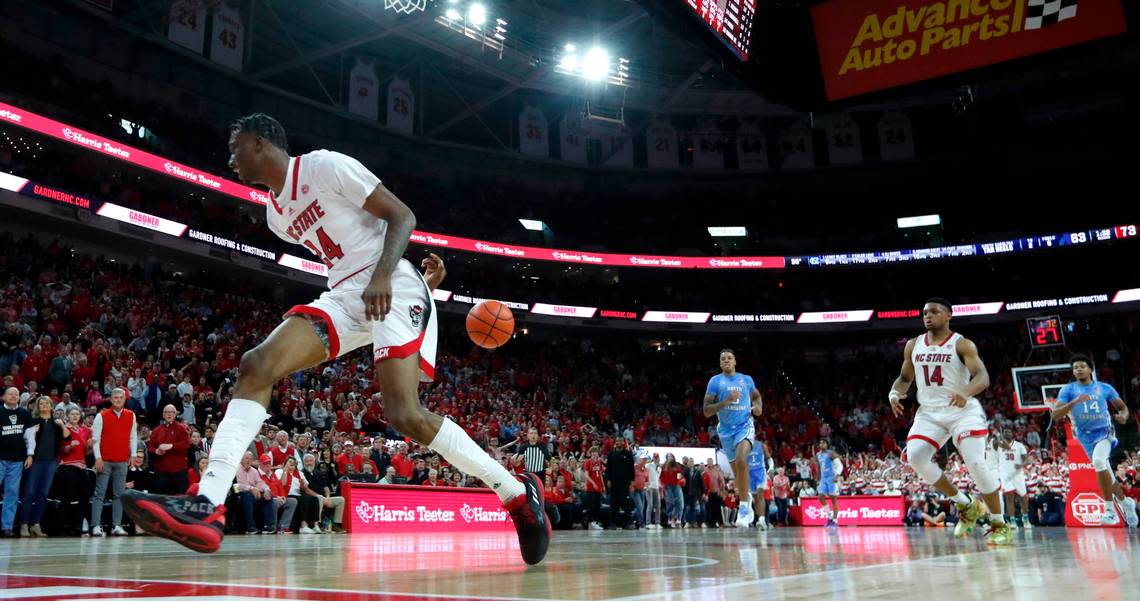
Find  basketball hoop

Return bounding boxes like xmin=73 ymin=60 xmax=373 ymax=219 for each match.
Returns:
xmin=384 ymin=0 xmax=427 ymax=14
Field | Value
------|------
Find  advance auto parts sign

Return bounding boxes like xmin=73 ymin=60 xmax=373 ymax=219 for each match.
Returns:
xmin=811 ymin=0 xmax=1127 ymax=100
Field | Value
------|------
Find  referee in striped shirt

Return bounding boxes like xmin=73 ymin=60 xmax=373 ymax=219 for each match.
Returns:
xmin=516 ymin=428 xmax=551 ymax=478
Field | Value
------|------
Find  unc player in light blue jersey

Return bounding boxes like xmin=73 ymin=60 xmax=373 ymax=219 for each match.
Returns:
xmin=747 ymin=441 xmax=771 ymax=529
xmin=814 ymin=440 xmax=840 ymax=528
xmin=1052 ymin=354 xmax=1136 ymax=526
xmin=704 ymin=349 xmax=762 ymax=528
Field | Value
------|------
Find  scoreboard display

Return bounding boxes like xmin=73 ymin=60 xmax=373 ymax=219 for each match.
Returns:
xmin=683 ymin=0 xmax=756 ymax=61
xmin=1027 ymin=316 xmax=1065 ymax=348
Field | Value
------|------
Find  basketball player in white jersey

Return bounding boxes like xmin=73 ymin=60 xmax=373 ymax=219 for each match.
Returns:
xmin=122 ymin=114 xmax=550 ymax=564
xmin=998 ymin=429 xmax=1030 ymax=528
xmin=887 ymin=298 xmax=1011 ymax=545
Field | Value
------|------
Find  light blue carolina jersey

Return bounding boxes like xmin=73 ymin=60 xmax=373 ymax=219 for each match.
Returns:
xmin=817 ymin=451 xmax=834 ymax=480
xmin=1058 ymin=380 xmax=1120 ymax=435
xmin=707 ymin=372 xmax=756 ymax=432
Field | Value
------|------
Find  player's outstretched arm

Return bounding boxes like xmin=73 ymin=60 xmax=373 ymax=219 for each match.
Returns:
xmin=888 ymin=338 xmax=917 ymax=416
xmin=360 ymin=183 xmax=416 ymax=321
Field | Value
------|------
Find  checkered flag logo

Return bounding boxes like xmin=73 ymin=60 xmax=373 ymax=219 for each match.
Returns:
xmin=1025 ymin=0 xmax=1079 ymax=30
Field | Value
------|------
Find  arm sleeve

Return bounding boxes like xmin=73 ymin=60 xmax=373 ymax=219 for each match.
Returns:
xmin=129 ymin=416 xmax=139 ymax=457
xmin=24 ymin=427 xmax=36 ymax=456
xmin=91 ymin=413 xmax=104 ymax=460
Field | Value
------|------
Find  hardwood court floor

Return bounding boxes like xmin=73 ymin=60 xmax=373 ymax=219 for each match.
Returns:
xmin=1 ymin=526 xmax=1137 ymax=600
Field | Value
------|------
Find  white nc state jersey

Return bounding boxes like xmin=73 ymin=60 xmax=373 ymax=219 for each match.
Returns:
xmin=911 ymin=331 xmax=971 ymax=408
xmin=266 ymin=150 xmax=385 ymax=289
xmin=999 ymin=441 xmax=1027 ymax=478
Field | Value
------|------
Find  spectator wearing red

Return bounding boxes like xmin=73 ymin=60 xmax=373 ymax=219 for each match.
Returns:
xmin=334 ymin=409 xmax=354 ymax=434
xmin=424 ymin=468 xmax=443 ymax=486
xmin=703 ymin=457 xmax=726 ymax=528
xmin=632 ymin=457 xmax=649 ymax=527
xmin=391 ymin=444 xmax=414 ymax=480
xmin=660 ymin=453 xmax=685 ymax=528
xmin=21 ymin=345 xmax=49 ymax=387
xmin=268 ymin=430 xmax=300 ymax=469
xmin=71 ymin=355 xmax=94 ymax=394
xmin=148 ymin=404 xmax=191 ymax=495
xmin=335 ymin=442 xmax=364 ymax=476
xmin=583 ymin=447 xmax=605 ymax=529
xmin=772 ymin=467 xmax=792 ymax=526
xmin=550 ymin=457 xmax=573 ymax=495
xmin=89 ymin=388 xmax=137 ymax=536
xmin=54 ymin=407 xmax=90 ymax=535
xmin=258 ymin=453 xmax=295 ymax=533
xmin=188 ymin=456 xmax=208 ymax=489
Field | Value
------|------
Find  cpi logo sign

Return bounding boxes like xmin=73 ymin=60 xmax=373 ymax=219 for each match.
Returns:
xmin=1070 ymin=492 xmax=1106 ymax=526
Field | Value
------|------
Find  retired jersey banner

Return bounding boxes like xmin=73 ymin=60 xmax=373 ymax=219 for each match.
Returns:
xmin=811 ymin=0 xmax=1128 ymax=101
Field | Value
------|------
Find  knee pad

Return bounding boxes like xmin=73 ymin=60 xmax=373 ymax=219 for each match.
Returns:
xmin=906 ymin=439 xmax=943 ymax=484
xmin=1092 ymin=439 xmax=1113 ymax=473
xmin=957 ymin=435 xmax=999 ymax=495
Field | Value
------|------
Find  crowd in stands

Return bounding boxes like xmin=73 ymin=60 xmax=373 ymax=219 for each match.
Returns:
xmin=2 ymin=231 xmax=1139 ymax=538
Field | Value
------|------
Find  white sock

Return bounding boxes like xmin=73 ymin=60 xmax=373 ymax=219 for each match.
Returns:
xmin=429 ymin=418 xmax=525 ymax=502
xmin=198 ymin=399 xmax=268 ymax=506
xmin=989 ymin=514 xmax=1005 ymax=524
xmin=950 ymin=492 xmax=970 ymax=505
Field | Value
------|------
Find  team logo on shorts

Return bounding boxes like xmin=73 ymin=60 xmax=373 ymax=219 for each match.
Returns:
xmin=409 ymin=304 xmax=424 ymax=327
xmin=301 ymin=184 xmax=310 ymax=195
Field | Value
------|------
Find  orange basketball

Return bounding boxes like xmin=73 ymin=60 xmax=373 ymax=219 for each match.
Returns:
xmin=466 ymin=300 xmax=515 ymax=349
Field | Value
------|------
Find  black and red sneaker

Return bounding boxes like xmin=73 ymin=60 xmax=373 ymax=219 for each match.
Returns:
xmin=503 ymin=473 xmax=551 ymax=566
xmin=121 ymin=489 xmax=226 ymax=553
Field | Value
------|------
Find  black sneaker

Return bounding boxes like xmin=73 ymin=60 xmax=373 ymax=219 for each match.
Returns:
xmin=121 ymin=490 xmax=226 ymax=553
xmin=503 ymin=473 xmax=551 ymax=565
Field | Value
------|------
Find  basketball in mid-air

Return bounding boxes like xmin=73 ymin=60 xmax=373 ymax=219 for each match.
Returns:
xmin=466 ymin=300 xmax=514 ymax=349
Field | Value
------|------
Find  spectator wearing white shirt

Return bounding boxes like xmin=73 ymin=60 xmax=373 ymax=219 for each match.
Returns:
xmin=54 ymin=393 xmax=80 ymax=416
xmin=645 ymin=454 xmax=662 ymax=528
xmin=176 ymin=376 xmax=194 ymax=401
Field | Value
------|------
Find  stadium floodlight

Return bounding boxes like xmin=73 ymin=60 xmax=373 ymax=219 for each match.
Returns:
xmin=582 ymin=47 xmax=610 ymax=81
xmin=444 ymin=8 xmax=461 ymax=20
xmin=519 ymin=219 xmax=546 ymax=231
xmin=896 ymin=214 xmax=941 ymax=229
xmin=708 ymin=226 xmax=747 ymax=237
xmin=467 ymin=3 xmax=486 ymax=26
xmin=556 ymin=43 xmax=629 ymax=86
xmin=559 ymin=54 xmax=579 ymax=73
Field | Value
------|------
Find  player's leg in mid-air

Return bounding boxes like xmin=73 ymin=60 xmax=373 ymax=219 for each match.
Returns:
xmin=1078 ymin=430 xmax=1129 ymax=526
xmin=725 ymin=433 xmax=754 ymax=528
xmin=375 ymin=351 xmax=550 ymax=563
xmin=372 ymin=263 xmax=548 ymax=564
xmin=122 ymin=316 xmax=328 ymax=552
xmin=905 ymin=408 xmax=1010 ymax=545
